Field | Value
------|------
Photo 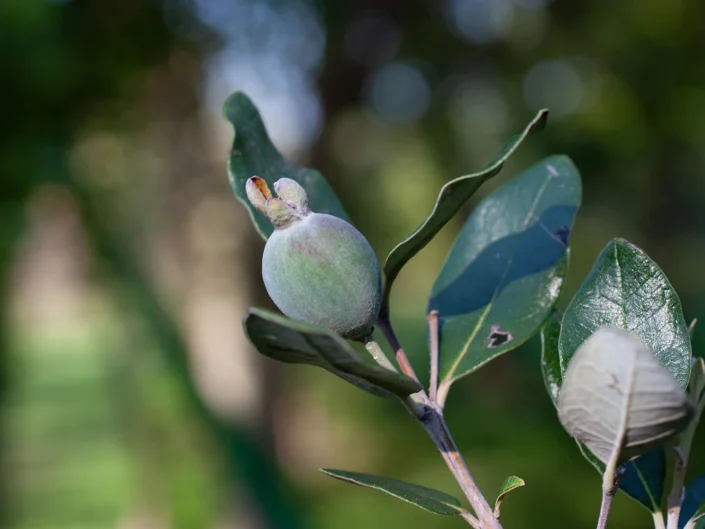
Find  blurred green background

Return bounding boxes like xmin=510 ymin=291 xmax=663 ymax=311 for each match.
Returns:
xmin=1 ymin=0 xmax=704 ymax=528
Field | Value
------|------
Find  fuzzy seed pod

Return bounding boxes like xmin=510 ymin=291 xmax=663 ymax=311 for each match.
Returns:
xmin=246 ymin=177 xmax=382 ymax=340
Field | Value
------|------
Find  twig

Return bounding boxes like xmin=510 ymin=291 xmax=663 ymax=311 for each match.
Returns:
xmin=377 ymin=316 xmax=501 ymax=529
xmin=597 ymin=465 xmax=626 ymax=529
xmin=377 ymin=315 xmax=420 ymax=383
xmin=460 ymin=510 xmax=482 ymax=529
xmin=653 ymin=512 xmax=667 ymax=529
xmin=666 ymin=361 xmax=705 ymax=529
xmin=427 ymin=310 xmax=440 ymax=402
xmin=667 ymin=448 xmax=686 ymax=529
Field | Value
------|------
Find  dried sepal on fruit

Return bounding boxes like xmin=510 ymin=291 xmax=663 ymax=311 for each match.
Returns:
xmin=246 ymin=177 xmax=382 ymax=341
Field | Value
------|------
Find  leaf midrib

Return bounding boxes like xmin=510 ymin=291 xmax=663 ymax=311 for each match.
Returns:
xmin=442 ymin=169 xmax=556 ymax=383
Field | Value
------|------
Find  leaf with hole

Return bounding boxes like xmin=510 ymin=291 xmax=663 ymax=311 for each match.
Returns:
xmin=494 ymin=476 xmax=525 ymax=518
xmin=382 ymin=109 xmax=549 ymax=314
xmin=559 ymin=238 xmax=692 ymax=388
xmin=243 ymin=308 xmax=422 ymax=398
xmin=224 ymin=92 xmax=348 ymax=240
xmin=320 ymin=469 xmax=464 ymax=516
xmin=680 ymin=474 xmax=705 ymax=528
xmin=431 ymin=155 xmax=581 ymax=402
xmin=558 ymin=327 xmax=692 ymax=467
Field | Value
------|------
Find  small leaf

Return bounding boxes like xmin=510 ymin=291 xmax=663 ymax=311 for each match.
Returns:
xmin=559 ymin=238 xmax=692 ymax=388
xmin=432 ymin=155 xmax=581 ymax=397
xmin=680 ymin=474 xmax=705 ymax=528
xmin=224 ymin=92 xmax=348 ymax=240
xmin=494 ymin=476 xmax=525 ymax=518
xmin=382 ymin=109 xmax=549 ymax=313
xmin=558 ymin=327 xmax=692 ymax=466
xmin=320 ymin=469 xmax=463 ymax=516
xmin=243 ymin=308 xmax=422 ymax=398
xmin=541 ymin=311 xmax=562 ymax=406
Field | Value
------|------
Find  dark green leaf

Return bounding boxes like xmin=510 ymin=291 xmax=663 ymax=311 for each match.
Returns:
xmin=559 ymin=238 xmax=691 ymax=388
xmin=320 ymin=469 xmax=463 ymax=516
xmin=494 ymin=476 xmax=525 ymax=517
xmin=680 ymin=474 xmax=705 ymax=528
xmin=382 ymin=109 xmax=549 ymax=313
xmin=690 ymin=357 xmax=705 ymax=406
xmin=432 ymin=155 xmax=581 ymax=397
xmin=579 ymin=439 xmax=666 ymax=512
xmin=541 ymin=311 xmax=562 ymax=406
xmin=243 ymin=308 xmax=422 ymax=398
xmin=223 ymin=92 xmax=348 ymax=239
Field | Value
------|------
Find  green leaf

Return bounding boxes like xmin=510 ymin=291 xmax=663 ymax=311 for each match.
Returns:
xmin=540 ymin=311 xmax=562 ymax=406
xmin=432 ymin=155 xmax=581 ymax=396
xmin=680 ymin=474 xmax=705 ymax=528
xmin=494 ymin=476 xmax=525 ymax=517
xmin=223 ymin=92 xmax=348 ymax=240
xmin=243 ymin=308 xmax=422 ymax=398
xmin=689 ymin=357 xmax=705 ymax=406
xmin=381 ymin=108 xmax=549 ymax=314
xmin=558 ymin=327 xmax=691 ymax=466
xmin=559 ymin=238 xmax=691 ymax=388
xmin=320 ymin=469 xmax=463 ymax=516
xmin=541 ymin=316 xmax=668 ymax=511
xmin=579 ymin=443 xmax=667 ymax=513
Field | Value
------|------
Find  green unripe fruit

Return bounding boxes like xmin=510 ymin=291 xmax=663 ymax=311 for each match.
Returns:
xmin=246 ymin=176 xmax=382 ymax=340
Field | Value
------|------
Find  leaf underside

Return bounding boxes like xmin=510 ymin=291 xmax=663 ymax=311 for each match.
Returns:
xmin=432 ymin=155 xmax=581 ymax=393
xmin=552 ymin=237 xmax=693 ymax=511
xmin=541 ymin=314 xmax=667 ymax=511
xmin=243 ymin=308 xmax=422 ymax=398
xmin=382 ymin=108 xmax=549 ymax=313
xmin=224 ymin=92 xmax=349 ymax=240
xmin=320 ymin=469 xmax=463 ymax=516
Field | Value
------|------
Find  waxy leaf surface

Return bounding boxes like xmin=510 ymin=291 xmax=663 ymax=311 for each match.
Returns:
xmin=382 ymin=109 xmax=549 ymax=313
xmin=559 ymin=238 xmax=691 ymax=388
xmin=432 ymin=155 xmax=581 ymax=397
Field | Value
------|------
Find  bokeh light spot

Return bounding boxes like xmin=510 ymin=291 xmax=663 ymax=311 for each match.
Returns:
xmin=366 ymin=62 xmax=431 ymax=124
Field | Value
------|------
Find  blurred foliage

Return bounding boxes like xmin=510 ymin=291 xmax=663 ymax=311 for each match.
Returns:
xmin=2 ymin=0 xmax=705 ymax=529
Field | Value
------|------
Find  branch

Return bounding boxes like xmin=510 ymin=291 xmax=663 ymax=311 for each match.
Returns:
xmin=377 ymin=315 xmax=420 ymax=383
xmin=427 ymin=310 xmax=440 ymax=403
xmin=667 ymin=448 xmax=686 ymax=529
xmin=376 ymin=317 xmax=501 ymax=529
